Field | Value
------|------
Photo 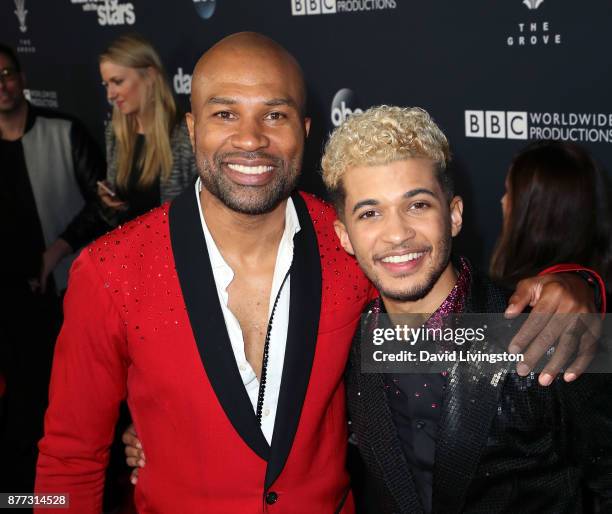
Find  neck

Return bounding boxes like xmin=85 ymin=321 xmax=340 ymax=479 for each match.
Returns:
xmin=135 ymin=114 xmax=145 ymax=134
xmin=381 ymin=262 xmax=458 ymax=315
xmin=0 ymin=100 xmax=28 ymax=141
xmin=199 ymin=185 xmax=288 ymax=264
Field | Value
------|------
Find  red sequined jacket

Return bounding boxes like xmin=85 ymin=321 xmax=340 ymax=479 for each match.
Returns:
xmin=35 ymin=190 xmax=373 ymax=513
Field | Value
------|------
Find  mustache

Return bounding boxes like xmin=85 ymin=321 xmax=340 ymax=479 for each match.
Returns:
xmin=215 ymin=151 xmax=285 ymax=167
xmin=373 ymin=244 xmax=432 ymax=262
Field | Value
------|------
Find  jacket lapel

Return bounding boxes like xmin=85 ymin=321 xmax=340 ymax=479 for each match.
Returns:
xmin=432 ymin=274 xmax=511 ymax=514
xmin=169 ymin=186 xmax=270 ymax=461
xmin=432 ymin=361 xmax=508 ymax=514
xmin=265 ymin=191 xmax=322 ymax=488
xmin=360 ymin=370 xmax=424 ymax=514
xmin=354 ymin=306 xmax=424 ymax=513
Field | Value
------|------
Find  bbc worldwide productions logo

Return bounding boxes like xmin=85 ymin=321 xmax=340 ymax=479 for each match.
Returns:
xmin=465 ymin=109 xmax=612 ymax=144
xmin=465 ymin=111 xmax=528 ymax=140
xmin=291 ymin=0 xmax=396 ymax=16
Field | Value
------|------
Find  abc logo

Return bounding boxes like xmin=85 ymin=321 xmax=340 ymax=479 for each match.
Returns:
xmin=465 ymin=110 xmax=528 ymax=140
xmin=193 ymin=0 xmax=216 ymax=20
xmin=331 ymin=88 xmax=363 ymax=127
xmin=173 ymin=68 xmax=192 ymax=95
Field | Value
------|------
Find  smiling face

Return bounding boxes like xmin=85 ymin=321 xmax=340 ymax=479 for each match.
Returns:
xmin=186 ymin=34 xmax=310 ymax=215
xmin=334 ymin=159 xmax=463 ymax=309
xmin=100 ymin=60 xmax=148 ymax=116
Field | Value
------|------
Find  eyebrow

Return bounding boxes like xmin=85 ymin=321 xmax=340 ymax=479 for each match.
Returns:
xmin=264 ymin=97 xmax=298 ymax=109
xmin=101 ymin=75 xmax=121 ymax=84
xmin=403 ymin=188 xmax=436 ymax=199
xmin=207 ymin=96 xmax=298 ymax=109
xmin=351 ymin=188 xmax=437 ymax=215
xmin=207 ymin=97 xmax=236 ymax=105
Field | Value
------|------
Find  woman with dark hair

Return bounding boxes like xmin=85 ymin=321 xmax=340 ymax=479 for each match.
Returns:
xmin=490 ymin=140 xmax=612 ymax=307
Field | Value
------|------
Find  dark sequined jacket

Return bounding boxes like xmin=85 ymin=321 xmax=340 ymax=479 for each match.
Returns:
xmin=346 ymin=269 xmax=612 ymax=514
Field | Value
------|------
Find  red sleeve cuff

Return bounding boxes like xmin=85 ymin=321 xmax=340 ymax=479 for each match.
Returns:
xmin=538 ymin=263 xmax=606 ymax=315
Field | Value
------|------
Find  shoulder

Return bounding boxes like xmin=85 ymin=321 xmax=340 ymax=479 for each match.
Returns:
xmin=297 ymin=192 xmax=340 ymax=250
xmin=26 ymin=106 xmax=76 ymax=134
xmin=85 ymin=205 xmax=171 ymax=273
xmin=103 ymin=121 xmax=118 ymax=160
xmin=298 ymin=191 xmax=337 ymax=225
xmin=466 ymin=266 xmax=512 ymax=313
xmin=296 ymin=191 xmax=372 ymax=309
xmin=30 ymin=105 xmax=75 ymax=124
xmin=104 ymin=121 xmax=116 ymax=144
xmin=169 ymin=118 xmax=194 ymax=159
xmin=170 ymin=117 xmax=191 ymax=145
xmin=104 ymin=121 xmax=113 ymax=138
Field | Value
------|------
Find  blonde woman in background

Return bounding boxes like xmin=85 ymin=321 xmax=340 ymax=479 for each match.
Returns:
xmin=98 ymin=33 xmax=196 ymax=225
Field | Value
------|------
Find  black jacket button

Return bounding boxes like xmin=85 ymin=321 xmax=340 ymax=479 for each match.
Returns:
xmin=265 ymin=491 xmax=279 ymax=505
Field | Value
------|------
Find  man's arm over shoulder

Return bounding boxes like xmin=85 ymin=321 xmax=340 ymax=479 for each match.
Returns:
xmin=35 ymin=249 xmax=129 ymax=513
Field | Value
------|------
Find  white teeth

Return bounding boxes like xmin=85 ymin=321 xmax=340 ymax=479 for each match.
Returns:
xmin=227 ymin=163 xmax=273 ymax=175
xmin=381 ymin=252 xmax=425 ymax=264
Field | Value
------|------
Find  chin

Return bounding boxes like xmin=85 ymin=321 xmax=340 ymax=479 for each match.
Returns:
xmin=376 ymin=273 xmax=437 ymax=303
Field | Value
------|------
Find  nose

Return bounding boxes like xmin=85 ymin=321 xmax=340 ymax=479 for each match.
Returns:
xmin=106 ymin=84 xmax=116 ymax=102
xmin=381 ymin=210 xmax=416 ymax=245
xmin=230 ymin=117 xmax=269 ymax=152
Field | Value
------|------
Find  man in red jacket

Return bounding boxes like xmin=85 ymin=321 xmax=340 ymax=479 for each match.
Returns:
xmin=35 ymin=33 xmax=600 ymax=513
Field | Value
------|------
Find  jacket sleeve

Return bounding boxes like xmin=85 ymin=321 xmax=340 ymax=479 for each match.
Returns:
xmin=58 ymin=120 xmax=110 ymax=250
xmin=562 ymin=374 xmax=612 ymax=509
xmin=35 ymin=250 xmax=129 ymax=513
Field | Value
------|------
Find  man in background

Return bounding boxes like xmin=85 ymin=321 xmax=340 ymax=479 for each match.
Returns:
xmin=0 ymin=43 xmax=106 ymax=492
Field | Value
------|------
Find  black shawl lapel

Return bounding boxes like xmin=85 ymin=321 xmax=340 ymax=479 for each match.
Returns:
xmin=265 ymin=192 xmax=322 ymax=489
xmin=359 ymin=370 xmax=424 ymax=514
xmin=432 ymin=273 xmax=511 ymax=514
xmin=169 ymin=186 xmax=270 ymax=461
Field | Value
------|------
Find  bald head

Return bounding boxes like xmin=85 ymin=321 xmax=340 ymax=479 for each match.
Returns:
xmin=191 ymin=32 xmax=307 ymax=115
xmin=184 ymin=32 xmax=311 ymax=216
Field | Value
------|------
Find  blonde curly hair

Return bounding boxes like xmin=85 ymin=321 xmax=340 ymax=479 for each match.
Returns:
xmin=321 ymin=105 xmax=452 ymax=214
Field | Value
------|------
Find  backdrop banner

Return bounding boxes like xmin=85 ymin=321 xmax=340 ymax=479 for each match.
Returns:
xmin=3 ymin=0 xmax=611 ymax=267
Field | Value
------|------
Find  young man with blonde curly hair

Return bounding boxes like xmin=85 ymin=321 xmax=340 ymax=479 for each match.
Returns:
xmin=321 ymin=105 xmax=611 ymax=514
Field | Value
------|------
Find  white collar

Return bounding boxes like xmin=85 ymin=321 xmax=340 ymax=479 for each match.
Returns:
xmin=195 ymin=178 xmax=301 ymax=288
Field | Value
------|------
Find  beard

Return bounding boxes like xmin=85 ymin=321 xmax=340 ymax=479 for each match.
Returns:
xmin=197 ymin=150 xmax=301 ymax=215
xmin=367 ymin=224 xmax=453 ymax=303
xmin=0 ymin=90 xmax=25 ymax=114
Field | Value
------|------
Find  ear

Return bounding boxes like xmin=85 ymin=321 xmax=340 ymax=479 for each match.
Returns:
xmin=333 ymin=219 xmax=355 ymax=256
xmin=304 ymin=117 xmax=311 ymax=137
xmin=449 ymin=196 xmax=463 ymax=238
xmin=145 ymin=66 xmax=157 ymax=82
xmin=185 ymin=112 xmax=195 ymax=150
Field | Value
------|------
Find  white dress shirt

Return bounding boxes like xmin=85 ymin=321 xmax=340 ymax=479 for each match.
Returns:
xmin=195 ymin=179 xmax=300 ymax=444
